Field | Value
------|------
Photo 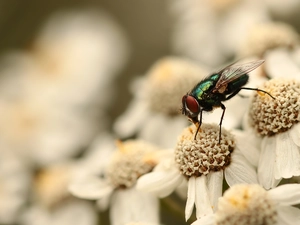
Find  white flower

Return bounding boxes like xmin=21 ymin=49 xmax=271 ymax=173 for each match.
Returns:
xmin=237 ymin=21 xmax=299 ymax=58
xmin=168 ymin=0 xmax=271 ymax=67
xmin=0 ymin=150 xmax=31 ymax=224
xmin=20 ymin=199 xmax=98 ymax=225
xmin=69 ymin=139 xmax=167 ymax=225
xmin=247 ymin=78 xmax=300 ymax=189
xmin=114 ymin=56 xmax=207 ymax=148
xmin=31 ymin=9 xmax=129 ymax=108
xmin=264 ymin=47 xmax=300 ymax=80
xmin=137 ymin=124 xmax=258 ymax=221
xmin=192 ymin=183 xmax=300 ymax=225
xmin=0 ymin=9 xmax=129 ymax=166
xmin=19 ymin=161 xmax=98 ymax=225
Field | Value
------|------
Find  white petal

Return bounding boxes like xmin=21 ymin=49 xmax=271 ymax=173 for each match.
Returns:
xmin=136 ymin=170 xmax=183 ymax=198
xmin=277 ymin=205 xmax=300 ymax=225
xmin=96 ymin=193 xmax=111 ymax=211
xmin=258 ymin=137 xmax=281 ymax=189
xmin=207 ymin=171 xmax=223 ymax=212
xmin=110 ymin=187 xmax=159 ymax=225
xmin=195 ymin=176 xmax=213 ymax=219
xmin=68 ymin=176 xmax=113 ymax=200
xmin=268 ymin=184 xmax=300 ymax=206
xmin=265 ymin=48 xmax=300 ymax=79
xmin=113 ymin=97 xmax=150 ymax=138
xmin=289 ymin=124 xmax=300 ymax=147
xmin=275 ymin=132 xmax=300 ymax=178
xmin=191 ymin=214 xmax=215 ymax=225
xmin=225 ymin=150 xmax=258 ymax=186
xmin=232 ymin=130 xmax=261 ymax=167
xmin=204 ymin=99 xmax=245 ymax=129
xmin=20 ymin=199 xmax=98 ymax=225
xmin=140 ymin=114 xmax=188 ymax=148
xmin=186 ymin=177 xmax=196 ymax=221
xmin=51 ymin=200 xmax=98 ymax=225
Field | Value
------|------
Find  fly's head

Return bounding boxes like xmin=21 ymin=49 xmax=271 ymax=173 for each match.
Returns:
xmin=181 ymin=94 xmax=201 ymax=124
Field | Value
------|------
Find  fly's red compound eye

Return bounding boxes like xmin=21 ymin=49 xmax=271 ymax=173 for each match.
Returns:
xmin=185 ymin=95 xmax=199 ymax=113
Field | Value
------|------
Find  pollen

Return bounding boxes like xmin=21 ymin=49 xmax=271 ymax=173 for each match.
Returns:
xmin=145 ymin=57 xmax=206 ymax=115
xmin=216 ymin=184 xmax=277 ymax=225
xmin=107 ymin=140 xmax=160 ymax=189
xmin=249 ymin=78 xmax=300 ymax=136
xmin=174 ymin=124 xmax=235 ymax=177
xmin=238 ymin=22 xmax=299 ymax=57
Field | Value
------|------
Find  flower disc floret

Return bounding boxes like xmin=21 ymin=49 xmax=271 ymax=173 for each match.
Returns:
xmin=216 ymin=184 xmax=277 ymax=225
xmin=107 ymin=140 xmax=159 ymax=189
xmin=175 ymin=124 xmax=235 ymax=177
xmin=249 ymin=78 xmax=300 ymax=136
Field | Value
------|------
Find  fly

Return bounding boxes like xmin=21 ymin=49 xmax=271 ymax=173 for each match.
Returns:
xmin=181 ymin=60 xmax=275 ymax=143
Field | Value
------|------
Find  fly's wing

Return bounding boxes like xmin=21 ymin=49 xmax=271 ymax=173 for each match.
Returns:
xmin=213 ymin=60 xmax=264 ymax=92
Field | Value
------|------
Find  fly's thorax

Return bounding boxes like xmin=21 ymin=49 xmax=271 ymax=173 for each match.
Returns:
xmin=216 ymin=184 xmax=277 ymax=225
xmin=191 ymin=75 xmax=219 ymax=100
xmin=249 ymin=78 xmax=300 ymax=136
xmin=107 ymin=140 xmax=160 ymax=189
xmin=175 ymin=124 xmax=235 ymax=177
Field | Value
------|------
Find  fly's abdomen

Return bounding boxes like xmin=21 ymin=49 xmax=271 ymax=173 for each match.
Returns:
xmin=225 ymin=74 xmax=249 ymax=94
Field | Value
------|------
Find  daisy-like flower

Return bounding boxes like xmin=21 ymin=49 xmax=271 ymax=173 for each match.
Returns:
xmin=247 ymin=78 xmax=300 ymax=189
xmin=192 ymin=183 xmax=300 ymax=225
xmin=69 ymin=139 xmax=167 ymax=225
xmin=114 ymin=56 xmax=207 ymax=148
xmin=137 ymin=124 xmax=258 ymax=221
xmin=238 ymin=21 xmax=299 ymax=58
xmin=0 ymin=9 xmax=129 ymax=166
xmin=20 ymin=161 xmax=98 ymax=225
xmin=168 ymin=0 xmax=271 ymax=67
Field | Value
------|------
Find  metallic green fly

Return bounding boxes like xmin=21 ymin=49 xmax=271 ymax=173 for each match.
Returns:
xmin=181 ymin=60 xmax=275 ymax=143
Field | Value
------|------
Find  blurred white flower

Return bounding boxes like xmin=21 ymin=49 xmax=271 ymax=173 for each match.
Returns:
xmin=69 ymin=139 xmax=167 ymax=225
xmin=168 ymin=0 xmax=270 ymax=67
xmin=238 ymin=21 xmax=299 ymax=58
xmin=114 ymin=56 xmax=207 ymax=148
xmin=21 ymin=199 xmax=97 ymax=225
xmin=31 ymin=9 xmax=129 ymax=108
xmin=0 ymin=150 xmax=31 ymax=224
xmin=247 ymin=78 xmax=300 ymax=189
xmin=0 ymin=9 xmax=129 ymax=166
xmin=192 ymin=183 xmax=300 ymax=225
xmin=137 ymin=124 xmax=258 ymax=221
xmin=19 ymin=161 xmax=98 ymax=225
xmin=264 ymin=47 xmax=300 ymax=79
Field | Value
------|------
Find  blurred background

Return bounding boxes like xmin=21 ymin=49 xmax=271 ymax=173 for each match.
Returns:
xmin=0 ymin=0 xmax=172 ymax=123
xmin=1 ymin=0 xmax=300 ymax=225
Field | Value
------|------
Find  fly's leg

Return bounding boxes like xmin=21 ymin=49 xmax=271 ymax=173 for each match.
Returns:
xmin=225 ymin=88 xmax=242 ymax=100
xmin=241 ymin=87 xmax=275 ymax=99
xmin=219 ymin=104 xmax=226 ymax=144
xmin=194 ymin=109 xmax=203 ymax=140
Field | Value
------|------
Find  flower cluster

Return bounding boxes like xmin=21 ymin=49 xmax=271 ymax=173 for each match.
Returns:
xmin=2 ymin=1 xmax=300 ymax=225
